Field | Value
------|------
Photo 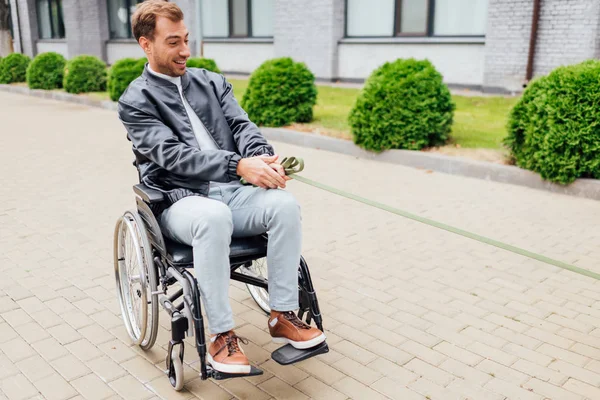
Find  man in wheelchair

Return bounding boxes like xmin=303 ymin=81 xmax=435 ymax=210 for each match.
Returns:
xmin=116 ymin=0 xmax=325 ymax=375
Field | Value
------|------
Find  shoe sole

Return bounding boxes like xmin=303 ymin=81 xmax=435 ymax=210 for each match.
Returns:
xmin=272 ymin=333 xmax=326 ymax=349
xmin=206 ymin=353 xmax=251 ymax=374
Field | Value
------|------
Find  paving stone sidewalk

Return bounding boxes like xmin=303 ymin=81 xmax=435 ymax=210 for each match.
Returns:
xmin=1 ymin=91 xmax=600 ymax=400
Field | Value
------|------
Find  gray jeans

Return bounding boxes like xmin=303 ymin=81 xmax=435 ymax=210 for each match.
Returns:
xmin=159 ymin=183 xmax=302 ymax=334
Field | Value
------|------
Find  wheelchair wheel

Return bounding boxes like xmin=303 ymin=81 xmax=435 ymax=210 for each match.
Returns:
xmin=168 ymin=343 xmax=184 ymax=391
xmin=241 ymin=257 xmax=270 ymax=315
xmin=113 ymin=210 xmax=159 ymax=350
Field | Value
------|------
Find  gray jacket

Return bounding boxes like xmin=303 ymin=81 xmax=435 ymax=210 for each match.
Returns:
xmin=117 ymin=65 xmax=274 ymax=214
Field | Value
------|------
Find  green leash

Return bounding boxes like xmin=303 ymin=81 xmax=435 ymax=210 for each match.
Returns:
xmin=279 ymin=157 xmax=600 ymax=281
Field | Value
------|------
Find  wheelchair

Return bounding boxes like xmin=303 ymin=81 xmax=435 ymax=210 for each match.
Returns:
xmin=112 ymin=178 xmax=329 ymax=391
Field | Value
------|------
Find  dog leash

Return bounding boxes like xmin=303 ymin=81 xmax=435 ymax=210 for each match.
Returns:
xmin=281 ymin=157 xmax=600 ymax=281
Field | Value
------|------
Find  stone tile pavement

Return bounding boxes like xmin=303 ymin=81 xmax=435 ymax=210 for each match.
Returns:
xmin=1 ymin=90 xmax=600 ymax=399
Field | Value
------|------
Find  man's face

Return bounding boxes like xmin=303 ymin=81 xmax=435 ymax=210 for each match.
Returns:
xmin=141 ymin=16 xmax=191 ymax=77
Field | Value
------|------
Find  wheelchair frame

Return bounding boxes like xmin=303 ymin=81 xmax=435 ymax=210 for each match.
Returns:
xmin=113 ymin=182 xmax=328 ymax=391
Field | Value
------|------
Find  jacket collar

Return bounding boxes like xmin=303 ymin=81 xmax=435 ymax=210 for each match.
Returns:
xmin=142 ymin=63 xmax=191 ymax=89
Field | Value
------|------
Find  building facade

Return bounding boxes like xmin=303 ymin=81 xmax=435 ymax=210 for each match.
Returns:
xmin=7 ymin=0 xmax=600 ymax=92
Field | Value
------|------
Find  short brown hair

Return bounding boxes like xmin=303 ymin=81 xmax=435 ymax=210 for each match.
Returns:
xmin=131 ymin=0 xmax=184 ymax=42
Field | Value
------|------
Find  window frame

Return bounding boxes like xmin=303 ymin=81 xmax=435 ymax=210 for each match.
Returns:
xmin=107 ymin=0 xmax=143 ymax=40
xmin=227 ymin=0 xmax=251 ymax=38
xmin=344 ymin=0 xmax=486 ymax=39
xmin=203 ymin=0 xmax=273 ymax=39
xmin=36 ymin=0 xmax=65 ymax=40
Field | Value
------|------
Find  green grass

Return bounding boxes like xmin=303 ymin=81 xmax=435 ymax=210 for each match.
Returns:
xmin=230 ymin=78 xmax=520 ymax=149
xmin=85 ymin=91 xmax=111 ymax=101
xmin=450 ymin=96 xmax=520 ymax=148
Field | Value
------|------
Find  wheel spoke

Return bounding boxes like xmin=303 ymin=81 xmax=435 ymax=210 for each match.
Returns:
xmin=115 ymin=212 xmax=157 ymax=350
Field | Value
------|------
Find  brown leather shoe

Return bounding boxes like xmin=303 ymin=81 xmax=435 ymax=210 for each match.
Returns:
xmin=207 ymin=331 xmax=251 ymax=374
xmin=269 ymin=311 xmax=326 ymax=349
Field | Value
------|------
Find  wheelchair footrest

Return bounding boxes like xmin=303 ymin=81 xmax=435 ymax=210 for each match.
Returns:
xmin=271 ymin=341 xmax=329 ymax=365
xmin=209 ymin=365 xmax=263 ymax=380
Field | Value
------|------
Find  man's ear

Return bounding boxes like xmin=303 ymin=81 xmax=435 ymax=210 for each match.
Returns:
xmin=139 ymin=37 xmax=151 ymax=54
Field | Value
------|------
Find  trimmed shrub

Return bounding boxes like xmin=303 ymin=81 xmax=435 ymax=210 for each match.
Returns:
xmin=505 ymin=60 xmax=600 ymax=184
xmin=63 ymin=55 xmax=107 ymax=94
xmin=241 ymin=57 xmax=317 ymax=127
xmin=26 ymin=52 xmax=67 ymax=90
xmin=186 ymin=57 xmax=220 ymax=73
xmin=0 ymin=53 xmax=31 ymax=84
xmin=107 ymin=57 xmax=146 ymax=101
xmin=348 ymin=58 xmax=455 ymax=152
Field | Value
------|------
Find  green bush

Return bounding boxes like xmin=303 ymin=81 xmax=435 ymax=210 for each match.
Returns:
xmin=241 ymin=57 xmax=317 ymax=127
xmin=186 ymin=57 xmax=220 ymax=73
xmin=26 ymin=52 xmax=67 ymax=90
xmin=0 ymin=53 xmax=31 ymax=84
xmin=107 ymin=57 xmax=146 ymax=101
xmin=348 ymin=58 xmax=454 ymax=152
xmin=505 ymin=60 xmax=600 ymax=184
xmin=63 ymin=55 xmax=107 ymax=94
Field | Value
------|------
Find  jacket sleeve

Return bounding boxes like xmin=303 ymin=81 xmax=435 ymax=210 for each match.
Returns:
xmin=118 ymin=100 xmax=242 ymax=182
xmin=215 ymin=74 xmax=275 ymax=158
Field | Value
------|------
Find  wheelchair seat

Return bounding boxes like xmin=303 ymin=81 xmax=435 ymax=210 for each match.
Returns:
xmin=165 ymin=235 xmax=268 ymax=267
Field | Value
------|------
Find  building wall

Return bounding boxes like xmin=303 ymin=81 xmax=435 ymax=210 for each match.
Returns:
xmin=61 ymin=0 xmax=109 ymax=61
xmin=338 ymin=41 xmax=486 ymax=87
xmin=483 ymin=0 xmax=534 ymax=91
xmin=533 ymin=0 xmax=600 ymax=76
xmin=484 ymin=0 xmax=600 ymax=92
xmin=106 ymin=41 xmax=145 ymax=65
xmin=9 ymin=0 xmax=38 ymax=57
xmin=202 ymin=41 xmax=274 ymax=73
xmin=273 ymin=0 xmax=344 ymax=80
xmin=10 ymin=0 xmax=600 ymax=91
xmin=36 ymin=41 xmax=68 ymax=58
xmin=596 ymin=14 xmax=600 ymax=58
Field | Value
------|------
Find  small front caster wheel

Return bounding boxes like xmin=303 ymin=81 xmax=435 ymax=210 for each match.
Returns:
xmin=167 ymin=343 xmax=184 ymax=391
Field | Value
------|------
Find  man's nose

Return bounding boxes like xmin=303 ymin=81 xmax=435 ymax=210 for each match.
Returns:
xmin=180 ymin=44 xmax=191 ymax=58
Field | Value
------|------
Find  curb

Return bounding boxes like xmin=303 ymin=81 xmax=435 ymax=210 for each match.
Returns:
xmin=0 ymin=84 xmax=118 ymax=111
xmin=2 ymin=84 xmax=599 ymax=201
xmin=261 ymin=128 xmax=600 ymax=201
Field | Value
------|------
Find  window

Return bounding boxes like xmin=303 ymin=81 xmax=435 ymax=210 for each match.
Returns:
xmin=201 ymin=0 xmax=274 ymax=38
xmin=36 ymin=0 xmax=65 ymax=39
xmin=433 ymin=0 xmax=488 ymax=36
xmin=107 ymin=0 xmax=144 ymax=39
xmin=346 ymin=0 xmax=488 ymax=37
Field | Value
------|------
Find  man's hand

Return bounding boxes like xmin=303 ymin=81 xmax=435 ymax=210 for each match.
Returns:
xmin=262 ymin=155 xmax=292 ymax=182
xmin=237 ymin=155 xmax=287 ymax=189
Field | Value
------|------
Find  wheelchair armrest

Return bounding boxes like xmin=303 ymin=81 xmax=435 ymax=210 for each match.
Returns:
xmin=133 ymin=184 xmax=165 ymax=203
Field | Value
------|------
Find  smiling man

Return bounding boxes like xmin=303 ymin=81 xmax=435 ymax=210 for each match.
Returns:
xmin=117 ymin=0 xmax=325 ymax=375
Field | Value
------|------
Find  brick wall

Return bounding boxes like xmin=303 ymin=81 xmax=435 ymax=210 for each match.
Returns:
xmin=62 ymin=0 xmax=109 ymax=61
xmin=273 ymin=0 xmax=344 ymax=80
xmin=484 ymin=0 xmax=600 ymax=92
xmin=596 ymin=13 xmax=600 ymax=58
xmin=533 ymin=0 xmax=600 ymax=76
xmin=483 ymin=0 xmax=535 ymax=91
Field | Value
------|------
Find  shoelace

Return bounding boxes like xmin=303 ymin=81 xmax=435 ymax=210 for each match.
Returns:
xmin=214 ymin=332 xmax=249 ymax=357
xmin=282 ymin=311 xmax=311 ymax=330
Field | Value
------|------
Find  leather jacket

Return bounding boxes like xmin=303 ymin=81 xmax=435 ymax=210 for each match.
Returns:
xmin=117 ymin=65 xmax=274 ymax=214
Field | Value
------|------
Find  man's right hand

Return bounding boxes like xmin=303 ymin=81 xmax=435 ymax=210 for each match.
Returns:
xmin=236 ymin=155 xmax=287 ymax=189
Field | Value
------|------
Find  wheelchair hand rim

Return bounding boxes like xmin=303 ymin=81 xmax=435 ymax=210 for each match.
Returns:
xmin=114 ymin=213 xmax=149 ymax=345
